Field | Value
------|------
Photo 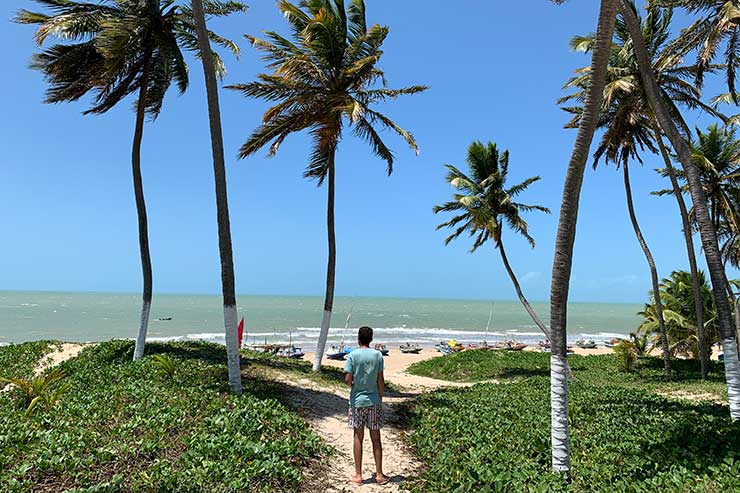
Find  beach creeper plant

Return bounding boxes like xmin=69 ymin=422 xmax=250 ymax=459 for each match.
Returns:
xmin=15 ymin=0 xmax=246 ymax=364
xmin=228 ymin=0 xmax=427 ymax=372
xmin=433 ymin=141 xmax=551 ymax=339
xmin=616 ymin=0 xmax=740 ymax=421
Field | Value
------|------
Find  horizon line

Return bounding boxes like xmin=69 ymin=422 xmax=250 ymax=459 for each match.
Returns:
xmin=0 ymin=288 xmax=645 ymax=305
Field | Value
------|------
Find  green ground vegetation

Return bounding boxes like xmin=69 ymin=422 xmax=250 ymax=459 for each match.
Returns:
xmin=0 ymin=341 xmax=55 ymax=389
xmin=405 ymin=350 xmax=739 ymax=492
xmin=0 ymin=340 xmax=327 ymax=493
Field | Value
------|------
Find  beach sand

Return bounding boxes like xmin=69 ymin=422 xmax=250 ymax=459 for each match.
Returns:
xmin=304 ymin=344 xmax=615 ymax=390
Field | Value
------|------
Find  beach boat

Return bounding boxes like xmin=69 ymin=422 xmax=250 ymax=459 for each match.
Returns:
xmin=399 ymin=343 xmax=422 ymax=354
xmin=604 ymin=338 xmax=622 ymax=348
xmin=435 ymin=341 xmax=454 ymax=355
xmin=576 ymin=339 xmax=597 ymax=349
xmin=374 ymin=343 xmax=389 ymax=356
xmin=278 ymin=346 xmax=305 ymax=359
xmin=508 ymin=342 xmax=527 ymax=351
xmin=327 ymin=343 xmax=350 ymax=361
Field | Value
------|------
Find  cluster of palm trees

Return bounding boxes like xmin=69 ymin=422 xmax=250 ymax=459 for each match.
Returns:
xmin=15 ymin=0 xmax=424 ymax=390
xmin=16 ymin=0 xmax=740 ymax=483
xmin=549 ymin=0 xmax=740 ymax=478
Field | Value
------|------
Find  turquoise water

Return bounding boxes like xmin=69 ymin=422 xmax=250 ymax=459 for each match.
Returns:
xmin=0 ymin=291 xmax=643 ymax=348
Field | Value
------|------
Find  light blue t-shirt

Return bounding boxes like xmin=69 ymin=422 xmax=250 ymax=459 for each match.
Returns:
xmin=344 ymin=348 xmax=384 ymax=408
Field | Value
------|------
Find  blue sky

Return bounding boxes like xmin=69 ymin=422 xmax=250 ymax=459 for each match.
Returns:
xmin=0 ymin=1 xmax=733 ymax=303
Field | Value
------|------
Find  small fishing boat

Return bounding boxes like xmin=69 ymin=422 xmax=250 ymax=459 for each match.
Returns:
xmin=374 ymin=343 xmax=389 ymax=356
xmin=435 ymin=341 xmax=454 ymax=355
xmin=399 ymin=343 xmax=422 ymax=354
xmin=278 ymin=346 xmax=305 ymax=359
xmin=327 ymin=343 xmax=350 ymax=361
xmin=508 ymin=342 xmax=527 ymax=351
xmin=576 ymin=339 xmax=597 ymax=349
xmin=604 ymin=338 xmax=622 ymax=348
xmin=157 ymin=317 xmax=172 ymax=321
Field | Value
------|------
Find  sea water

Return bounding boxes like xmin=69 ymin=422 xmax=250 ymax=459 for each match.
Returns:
xmin=0 ymin=291 xmax=642 ymax=349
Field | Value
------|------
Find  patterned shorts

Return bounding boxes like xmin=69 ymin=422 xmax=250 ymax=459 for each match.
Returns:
xmin=347 ymin=404 xmax=384 ymax=430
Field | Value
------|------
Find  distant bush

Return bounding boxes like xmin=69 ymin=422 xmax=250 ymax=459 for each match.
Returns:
xmin=613 ymin=340 xmax=638 ymax=372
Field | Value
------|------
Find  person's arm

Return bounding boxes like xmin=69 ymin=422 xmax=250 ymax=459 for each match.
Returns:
xmin=344 ymin=354 xmax=353 ymax=387
xmin=377 ymin=370 xmax=385 ymax=401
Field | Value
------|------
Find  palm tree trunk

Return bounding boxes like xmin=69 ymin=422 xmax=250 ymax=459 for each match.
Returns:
xmin=132 ymin=54 xmax=153 ymax=362
xmin=496 ymin=235 xmax=550 ymax=339
xmin=622 ymin=160 xmax=671 ymax=373
xmin=653 ymin=124 xmax=708 ymax=379
xmin=619 ymin=0 xmax=740 ymax=417
xmin=549 ymin=0 xmax=618 ymax=476
xmin=313 ymin=152 xmax=337 ymax=372
xmin=191 ymin=0 xmax=242 ymax=394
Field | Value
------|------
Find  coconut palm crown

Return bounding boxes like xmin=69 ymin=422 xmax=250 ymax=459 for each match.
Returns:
xmin=227 ymin=0 xmax=427 ymax=179
xmin=560 ymin=3 xmax=723 ymax=162
xmin=434 ymin=141 xmax=550 ymax=251
xmin=658 ymin=0 xmax=740 ymax=99
xmin=16 ymin=0 xmax=246 ymax=117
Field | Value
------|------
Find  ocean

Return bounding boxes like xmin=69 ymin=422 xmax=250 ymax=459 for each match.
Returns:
xmin=0 ymin=291 xmax=643 ymax=349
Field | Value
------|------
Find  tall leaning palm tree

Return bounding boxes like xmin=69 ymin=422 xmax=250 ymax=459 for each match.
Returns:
xmin=563 ymin=5 xmax=727 ymax=378
xmin=190 ymin=0 xmax=247 ymax=394
xmin=549 ymin=0 xmax=619 ymax=477
xmin=16 ymin=0 xmax=244 ymax=362
xmin=228 ymin=0 xmax=426 ymax=372
xmin=434 ymin=141 xmax=551 ymax=338
xmin=618 ymin=0 xmax=740 ymax=418
xmin=559 ymin=5 xmax=720 ymax=375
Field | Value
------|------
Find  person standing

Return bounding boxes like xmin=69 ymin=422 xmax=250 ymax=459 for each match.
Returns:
xmin=344 ymin=326 xmax=389 ymax=485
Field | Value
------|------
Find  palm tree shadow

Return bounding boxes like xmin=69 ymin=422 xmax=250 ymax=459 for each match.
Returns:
xmin=576 ymin=394 xmax=740 ymax=483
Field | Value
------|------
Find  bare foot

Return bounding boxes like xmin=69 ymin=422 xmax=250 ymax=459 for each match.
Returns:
xmin=351 ymin=473 xmax=363 ymax=485
xmin=375 ymin=474 xmax=390 ymax=485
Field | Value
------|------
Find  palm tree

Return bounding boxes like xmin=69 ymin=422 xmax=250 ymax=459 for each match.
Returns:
xmin=688 ymin=124 xmax=740 ymax=231
xmin=638 ymin=270 xmax=719 ymax=359
xmin=563 ymin=4 xmax=729 ymax=378
xmin=659 ymin=0 xmax=740 ymax=100
xmin=227 ymin=0 xmax=426 ymax=372
xmin=559 ymin=5 xmax=722 ymax=375
xmin=189 ymin=0 xmax=247 ymax=394
xmin=16 ymin=0 xmax=244 ymax=362
xmin=618 ymin=0 xmax=740 ymax=418
xmin=548 ymin=0 xmax=619 ymax=477
xmin=434 ymin=141 xmax=551 ymax=338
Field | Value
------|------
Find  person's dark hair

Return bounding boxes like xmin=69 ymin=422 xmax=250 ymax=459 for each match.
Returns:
xmin=358 ymin=326 xmax=373 ymax=346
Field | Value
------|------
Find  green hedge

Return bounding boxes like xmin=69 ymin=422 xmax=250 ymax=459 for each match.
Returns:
xmin=0 ymin=340 xmax=327 ymax=492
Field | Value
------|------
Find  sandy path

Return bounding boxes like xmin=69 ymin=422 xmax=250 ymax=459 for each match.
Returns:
xmin=34 ymin=343 xmax=87 ymax=376
xmin=305 ymin=350 xmax=493 ymax=390
xmin=262 ymin=368 xmax=423 ymax=492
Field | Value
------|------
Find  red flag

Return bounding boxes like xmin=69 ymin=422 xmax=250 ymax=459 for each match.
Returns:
xmin=237 ymin=317 xmax=245 ymax=349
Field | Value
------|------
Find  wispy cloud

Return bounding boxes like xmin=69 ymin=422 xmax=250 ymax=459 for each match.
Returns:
xmin=521 ymin=271 xmax=541 ymax=283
